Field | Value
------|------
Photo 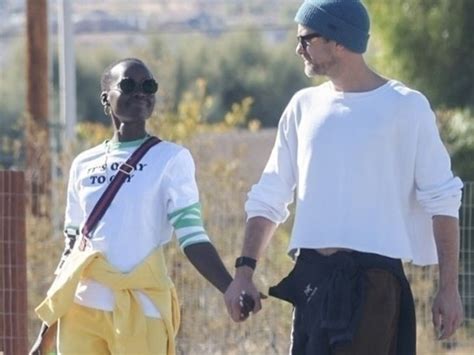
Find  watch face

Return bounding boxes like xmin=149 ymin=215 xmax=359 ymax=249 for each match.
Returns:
xmin=235 ymin=256 xmax=256 ymax=270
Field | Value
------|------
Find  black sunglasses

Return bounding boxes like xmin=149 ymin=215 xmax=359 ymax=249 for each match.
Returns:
xmin=116 ymin=77 xmax=159 ymax=95
xmin=297 ymin=33 xmax=322 ymax=50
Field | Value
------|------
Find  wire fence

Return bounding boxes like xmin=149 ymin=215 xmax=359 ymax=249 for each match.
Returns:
xmin=172 ymin=177 xmax=474 ymax=355
xmin=1 ymin=131 xmax=473 ymax=354
xmin=0 ymin=171 xmax=28 ymax=355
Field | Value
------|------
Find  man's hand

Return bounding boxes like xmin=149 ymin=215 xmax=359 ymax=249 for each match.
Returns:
xmin=224 ymin=268 xmax=264 ymax=322
xmin=224 ymin=217 xmax=276 ymax=321
xmin=431 ymin=216 xmax=463 ymax=340
xmin=432 ymin=287 xmax=464 ymax=340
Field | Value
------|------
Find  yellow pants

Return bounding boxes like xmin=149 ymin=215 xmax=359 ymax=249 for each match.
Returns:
xmin=57 ymin=303 xmax=168 ymax=355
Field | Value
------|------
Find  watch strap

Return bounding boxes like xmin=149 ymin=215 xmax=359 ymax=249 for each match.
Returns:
xmin=235 ymin=256 xmax=257 ymax=270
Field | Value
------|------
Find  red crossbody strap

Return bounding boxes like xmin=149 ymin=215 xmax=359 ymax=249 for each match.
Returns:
xmin=81 ymin=136 xmax=161 ymax=238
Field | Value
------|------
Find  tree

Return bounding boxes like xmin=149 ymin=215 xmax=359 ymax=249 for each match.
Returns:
xmin=169 ymin=30 xmax=308 ymax=126
xmin=51 ymin=47 xmax=118 ymax=125
xmin=366 ymin=0 xmax=474 ymax=110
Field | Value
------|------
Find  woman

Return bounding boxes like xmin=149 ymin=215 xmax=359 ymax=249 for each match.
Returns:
xmin=31 ymin=58 xmax=233 ymax=354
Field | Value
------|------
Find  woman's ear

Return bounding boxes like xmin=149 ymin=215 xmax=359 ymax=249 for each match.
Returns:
xmin=100 ymin=92 xmax=109 ymax=106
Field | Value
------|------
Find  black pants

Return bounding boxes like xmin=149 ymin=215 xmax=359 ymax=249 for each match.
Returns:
xmin=269 ymin=250 xmax=416 ymax=355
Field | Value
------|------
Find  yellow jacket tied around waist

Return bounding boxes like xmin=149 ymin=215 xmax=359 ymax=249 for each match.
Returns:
xmin=35 ymin=247 xmax=180 ymax=355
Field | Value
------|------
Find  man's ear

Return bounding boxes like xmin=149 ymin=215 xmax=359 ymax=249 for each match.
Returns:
xmin=100 ymin=92 xmax=109 ymax=106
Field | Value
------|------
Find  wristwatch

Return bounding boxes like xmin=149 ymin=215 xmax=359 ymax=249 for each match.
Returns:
xmin=235 ymin=256 xmax=257 ymax=270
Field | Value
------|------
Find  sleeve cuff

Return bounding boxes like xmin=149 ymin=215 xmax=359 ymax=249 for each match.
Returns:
xmin=416 ymin=177 xmax=463 ymax=218
xmin=246 ymin=209 xmax=286 ymax=225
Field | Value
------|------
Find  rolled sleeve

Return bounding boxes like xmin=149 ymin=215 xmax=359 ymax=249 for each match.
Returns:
xmin=414 ymin=97 xmax=463 ymax=217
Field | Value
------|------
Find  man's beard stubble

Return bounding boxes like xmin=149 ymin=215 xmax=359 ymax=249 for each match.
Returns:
xmin=303 ymin=54 xmax=336 ymax=78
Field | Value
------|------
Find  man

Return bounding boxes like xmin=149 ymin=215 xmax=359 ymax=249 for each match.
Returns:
xmin=224 ymin=0 xmax=464 ymax=354
xmin=30 ymin=58 xmax=233 ymax=355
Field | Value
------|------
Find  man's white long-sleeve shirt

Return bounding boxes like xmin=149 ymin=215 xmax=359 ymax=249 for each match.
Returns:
xmin=246 ymin=80 xmax=462 ymax=265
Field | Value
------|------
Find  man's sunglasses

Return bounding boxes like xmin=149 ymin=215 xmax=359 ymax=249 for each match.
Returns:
xmin=115 ymin=78 xmax=159 ymax=95
xmin=297 ymin=33 xmax=322 ymax=50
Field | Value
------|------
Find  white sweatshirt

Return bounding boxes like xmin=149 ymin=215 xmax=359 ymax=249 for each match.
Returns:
xmin=246 ymin=80 xmax=462 ymax=265
xmin=64 ymin=138 xmax=210 ymax=317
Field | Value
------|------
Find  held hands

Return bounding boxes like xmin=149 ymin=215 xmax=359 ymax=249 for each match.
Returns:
xmin=432 ymin=287 xmax=464 ymax=340
xmin=224 ymin=273 xmax=266 ymax=322
xmin=239 ymin=291 xmax=256 ymax=318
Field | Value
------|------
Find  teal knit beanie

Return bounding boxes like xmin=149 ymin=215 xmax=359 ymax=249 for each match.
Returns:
xmin=295 ymin=0 xmax=370 ymax=53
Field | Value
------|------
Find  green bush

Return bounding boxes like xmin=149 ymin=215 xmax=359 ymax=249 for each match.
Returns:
xmin=366 ymin=0 xmax=474 ymax=110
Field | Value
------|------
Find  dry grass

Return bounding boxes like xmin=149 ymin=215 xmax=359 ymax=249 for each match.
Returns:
xmin=25 ymin=129 xmax=473 ymax=354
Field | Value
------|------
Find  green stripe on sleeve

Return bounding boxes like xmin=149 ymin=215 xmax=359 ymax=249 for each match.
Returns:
xmin=168 ymin=202 xmax=201 ymax=219
xmin=173 ymin=218 xmax=203 ymax=229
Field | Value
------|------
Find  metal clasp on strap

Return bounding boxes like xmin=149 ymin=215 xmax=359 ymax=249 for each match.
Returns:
xmin=78 ymin=235 xmax=90 ymax=251
xmin=119 ymin=162 xmax=135 ymax=175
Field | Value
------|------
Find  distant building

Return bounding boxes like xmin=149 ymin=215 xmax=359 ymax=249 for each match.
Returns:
xmin=74 ymin=10 xmax=139 ymax=33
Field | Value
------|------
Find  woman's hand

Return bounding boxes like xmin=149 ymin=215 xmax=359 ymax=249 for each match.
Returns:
xmin=29 ymin=322 xmax=57 ymax=355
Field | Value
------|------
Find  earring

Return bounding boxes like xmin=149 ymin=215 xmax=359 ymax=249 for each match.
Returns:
xmin=103 ymin=104 xmax=111 ymax=116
